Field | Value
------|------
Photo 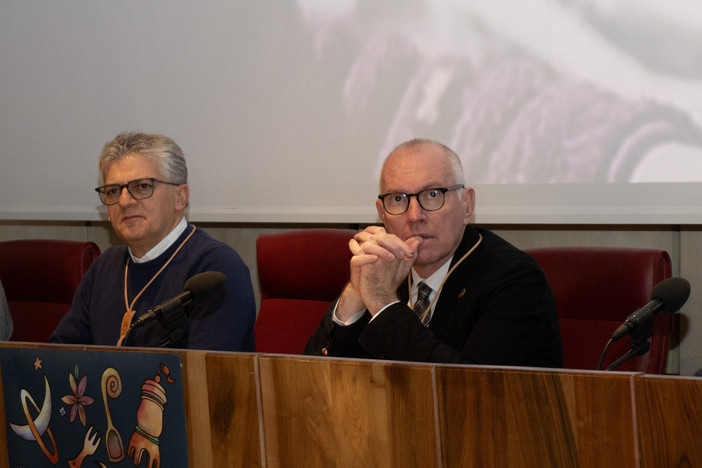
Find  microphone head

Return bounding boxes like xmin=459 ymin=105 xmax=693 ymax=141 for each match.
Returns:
xmin=184 ymin=271 xmax=226 ymax=305
xmin=651 ymin=277 xmax=690 ymax=314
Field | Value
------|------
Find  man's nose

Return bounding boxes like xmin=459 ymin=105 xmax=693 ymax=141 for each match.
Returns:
xmin=406 ymin=196 xmax=426 ymax=221
xmin=118 ymin=186 xmax=136 ymax=206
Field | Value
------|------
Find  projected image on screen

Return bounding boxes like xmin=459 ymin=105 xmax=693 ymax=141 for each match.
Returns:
xmin=3 ymin=0 xmax=702 ymax=223
xmin=298 ymin=0 xmax=702 ymax=184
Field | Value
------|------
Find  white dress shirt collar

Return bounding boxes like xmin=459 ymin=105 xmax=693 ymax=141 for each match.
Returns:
xmin=129 ymin=217 xmax=188 ymax=264
xmin=411 ymin=256 xmax=453 ymax=294
xmin=409 ymin=256 xmax=453 ymax=321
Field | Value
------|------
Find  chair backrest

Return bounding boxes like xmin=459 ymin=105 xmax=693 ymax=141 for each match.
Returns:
xmin=0 ymin=239 xmax=101 ymax=342
xmin=255 ymin=229 xmax=356 ymax=354
xmin=525 ymin=246 xmax=674 ymax=373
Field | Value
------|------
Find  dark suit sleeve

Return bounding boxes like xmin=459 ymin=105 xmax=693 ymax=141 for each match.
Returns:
xmin=304 ymin=302 xmax=371 ymax=357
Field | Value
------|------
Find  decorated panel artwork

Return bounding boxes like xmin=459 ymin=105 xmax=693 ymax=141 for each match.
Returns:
xmin=0 ymin=347 xmax=188 ymax=467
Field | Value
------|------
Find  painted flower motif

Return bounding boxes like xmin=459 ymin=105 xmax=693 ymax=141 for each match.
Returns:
xmin=61 ymin=369 xmax=95 ymax=426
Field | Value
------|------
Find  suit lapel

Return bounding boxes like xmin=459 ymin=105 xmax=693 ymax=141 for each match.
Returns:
xmin=393 ymin=226 xmax=484 ymax=329
xmin=430 ymin=226 xmax=483 ymax=328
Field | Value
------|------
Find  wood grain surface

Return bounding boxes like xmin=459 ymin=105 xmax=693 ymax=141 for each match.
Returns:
xmin=1 ymin=344 xmax=700 ymax=468
xmin=437 ymin=366 xmax=637 ymax=468
xmin=258 ymin=355 xmax=438 ymax=467
xmin=635 ymin=375 xmax=702 ymax=468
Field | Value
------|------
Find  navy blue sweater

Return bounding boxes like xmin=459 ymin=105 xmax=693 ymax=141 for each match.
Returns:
xmin=51 ymin=224 xmax=256 ymax=351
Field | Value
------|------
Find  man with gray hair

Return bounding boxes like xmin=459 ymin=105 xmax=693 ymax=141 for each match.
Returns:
xmin=306 ymin=138 xmax=563 ymax=366
xmin=51 ymin=132 xmax=256 ymax=350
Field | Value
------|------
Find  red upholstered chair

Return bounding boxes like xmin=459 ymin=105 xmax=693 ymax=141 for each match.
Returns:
xmin=525 ymin=247 xmax=674 ymax=374
xmin=0 ymin=239 xmax=101 ymax=342
xmin=255 ymin=229 xmax=356 ymax=354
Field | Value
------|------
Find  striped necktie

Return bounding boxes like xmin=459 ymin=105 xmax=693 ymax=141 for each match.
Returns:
xmin=414 ymin=281 xmax=433 ymax=325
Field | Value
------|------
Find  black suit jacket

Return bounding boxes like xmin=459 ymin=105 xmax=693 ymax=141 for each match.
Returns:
xmin=304 ymin=225 xmax=563 ymax=367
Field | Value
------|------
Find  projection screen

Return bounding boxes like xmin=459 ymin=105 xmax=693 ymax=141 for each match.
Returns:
xmin=2 ymin=0 xmax=702 ymax=224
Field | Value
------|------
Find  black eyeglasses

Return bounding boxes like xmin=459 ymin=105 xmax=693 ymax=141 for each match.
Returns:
xmin=95 ymin=178 xmax=181 ymax=206
xmin=378 ymin=184 xmax=464 ymax=215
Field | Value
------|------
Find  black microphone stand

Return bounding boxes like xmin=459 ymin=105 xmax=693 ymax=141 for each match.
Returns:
xmin=122 ymin=301 xmax=188 ymax=348
xmin=154 ymin=308 xmax=188 ymax=348
xmin=606 ymin=323 xmax=654 ymax=371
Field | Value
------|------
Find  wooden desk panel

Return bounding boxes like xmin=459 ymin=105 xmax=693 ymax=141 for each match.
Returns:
xmin=203 ymin=353 xmax=261 ymax=467
xmin=636 ymin=375 xmax=702 ymax=467
xmin=258 ymin=355 xmax=438 ymax=468
xmin=3 ymin=343 xmax=701 ymax=468
xmin=436 ymin=366 xmax=637 ymax=468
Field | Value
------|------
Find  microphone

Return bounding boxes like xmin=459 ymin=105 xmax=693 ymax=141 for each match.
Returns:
xmin=131 ymin=271 xmax=226 ymax=329
xmin=610 ymin=277 xmax=690 ymax=342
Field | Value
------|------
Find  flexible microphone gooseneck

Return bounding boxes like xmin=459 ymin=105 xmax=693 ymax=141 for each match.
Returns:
xmin=610 ymin=277 xmax=690 ymax=342
xmin=599 ymin=277 xmax=690 ymax=371
xmin=131 ymin=271 xmax=226 ymax=330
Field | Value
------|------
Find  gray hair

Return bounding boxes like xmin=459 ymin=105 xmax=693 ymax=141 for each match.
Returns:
xmin=98 ymin=132 xmax=188 ymax=184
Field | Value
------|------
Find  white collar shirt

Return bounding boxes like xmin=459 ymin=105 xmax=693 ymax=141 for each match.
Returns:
xmin=129 ymin=217 xmax=188 ymax=264
xmin=409 ymin=256 xmax=453 ymax=322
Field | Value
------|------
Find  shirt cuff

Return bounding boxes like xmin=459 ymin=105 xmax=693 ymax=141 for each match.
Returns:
xmin=332 ymin=300 xmax=401 ymax=325
xmin=331 ymin=300 xmax=365 ymax=326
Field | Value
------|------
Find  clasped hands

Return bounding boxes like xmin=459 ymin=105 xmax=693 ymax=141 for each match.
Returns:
xmin=336 ymin=226 xmax=422 ymax=321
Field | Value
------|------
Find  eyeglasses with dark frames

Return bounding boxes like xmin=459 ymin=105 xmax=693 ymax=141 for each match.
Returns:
xmin=95 ymin=178 xmax=181 ymax=206
xmin=378 ymin=184 xmax=464 ymax=215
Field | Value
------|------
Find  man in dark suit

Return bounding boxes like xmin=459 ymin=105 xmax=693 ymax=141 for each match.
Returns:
xmin=305 ymin=138 xmax=563 ymax=366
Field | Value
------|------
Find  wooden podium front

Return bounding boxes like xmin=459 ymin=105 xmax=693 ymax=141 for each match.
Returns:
xmin=0 ymin=343 xmax=700 ymax=467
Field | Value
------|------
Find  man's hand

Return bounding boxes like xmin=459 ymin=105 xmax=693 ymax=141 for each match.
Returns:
xmin=353 ymin=226 xmax=418 ymax=262
xmin=333 ymin=230 xmax=381 ymax=323
xmin=351 ymin=226 xmax=421 ymax=315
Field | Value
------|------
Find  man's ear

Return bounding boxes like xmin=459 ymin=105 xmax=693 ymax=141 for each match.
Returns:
xmin=376 ymin=199 xmax=387 ymax=224
xmin=175 ymin=184 xmax=190 ymax=210
xmin=462 ymin=187 xmax=475 ymax=224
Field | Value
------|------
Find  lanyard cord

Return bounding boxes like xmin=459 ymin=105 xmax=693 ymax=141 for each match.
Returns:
xmin=409 ymin=234 xmax=483 ymax=324
xmin=116 ymin=226 xmax=197 ymax=346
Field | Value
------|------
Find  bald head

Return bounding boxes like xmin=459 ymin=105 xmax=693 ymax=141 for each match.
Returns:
xmin=380 ymin=138 xmax=465 ymax=193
